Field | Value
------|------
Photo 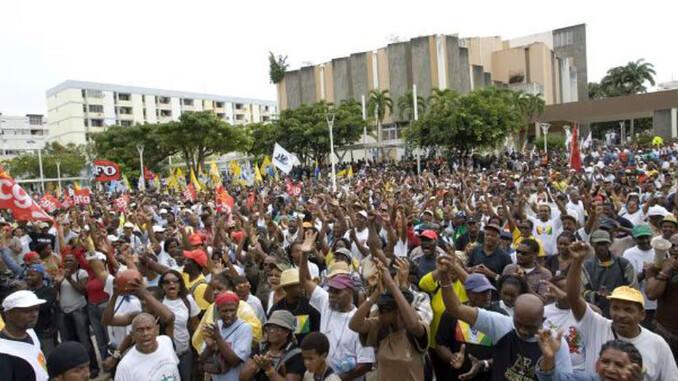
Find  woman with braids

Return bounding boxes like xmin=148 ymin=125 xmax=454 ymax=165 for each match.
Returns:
xmin=239 ymin=310 xmax=305 ymax=381
xmin=159 ymin=269 xmax=200 ymax=381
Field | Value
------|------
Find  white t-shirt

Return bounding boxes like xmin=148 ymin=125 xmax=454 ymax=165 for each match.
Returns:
xmin=528 ymin=214 xmax=562 ymax=256
xmin=246 ymin=294 xmax=266 ymax=324
xmin=577 ymin=305 xmax=677 ymax=380
xmin=162 ymin=295 xmax=200 ymax=354
xmin=394 ymin=238 xmax=409 ymax=257
xmin=344 ymin=228 xmax=369 ymax=261
xmin=620 ymin=210 xmax=646 ymax=226
xmin=114 ymin=335 xmax=180 ymax=381
xmin=309 ymin=287 xmax=375 ymax=379
xmin=105 ymin=276 xmax=143 ymax=348
xmin=543 ymin=304 xmax=586 ymax=371
xmin=622 ymin=246 xmax=657 ymax=310
xmin=294 ymin=262 xmax=320 ymax=280
xmin=59 ymin=269 xmax=88 ymax=313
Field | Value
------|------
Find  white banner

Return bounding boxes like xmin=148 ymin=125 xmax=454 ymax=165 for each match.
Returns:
xmin=272 ymin=143 xmax=300 ymax=174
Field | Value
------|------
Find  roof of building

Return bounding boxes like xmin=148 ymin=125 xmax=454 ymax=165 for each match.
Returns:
xmin=46 ymin=80 xmax=277 ymax=106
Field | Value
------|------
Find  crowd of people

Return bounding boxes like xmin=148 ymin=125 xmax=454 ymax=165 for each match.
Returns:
xmin=1 ymin=143 xmax=678 ymax=381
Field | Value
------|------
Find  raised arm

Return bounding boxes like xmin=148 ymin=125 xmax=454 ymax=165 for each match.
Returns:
xmin=299 ymin=230 xmax=319 ymax=296
xmin=439 ymin=256 xmax=478 ymax=325
xmin=565 ymin=241 xmax=590 ymax=321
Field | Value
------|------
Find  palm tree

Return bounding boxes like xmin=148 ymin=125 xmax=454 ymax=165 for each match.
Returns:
xmin=601 ymin=59 xmax=655 ymax=96
xmin=428 ymin=88 xmax=457 ymax=109
xmin=396 ymin=90 xmax=426 ymax=122
xmin=515 ymin=91 xmax=545 ymax=150
xmin=367 ymin=89 xmax=393 ymax=160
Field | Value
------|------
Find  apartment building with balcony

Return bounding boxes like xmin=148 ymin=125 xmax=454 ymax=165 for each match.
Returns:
xmin=46 ymin=80 xmax=278 ymax=144
xmin=0 ymin=113 xmax=47 ymax=158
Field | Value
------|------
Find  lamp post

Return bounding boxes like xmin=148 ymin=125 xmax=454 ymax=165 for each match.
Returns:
xmin=27 ymin=140 xmax=45 ymax=193
xmin=540 ymin=123 xmax=551 ymax=155
xmin=137 ymin=144 xmax=145 ymax=191
xmin=361 ymin=94 xmax=368 ymax=161
xmin=55 ymin=159 xmax=62 ymax=194
xmin=326 ymin=111 xmax=337 ymax=192
xmin=413 ymin=84 xmax=421 ymax=174
xmin=619 ymin=121 xmax=625 ymax=145
xmin=563 ymin=124 xmax=571 ymax=150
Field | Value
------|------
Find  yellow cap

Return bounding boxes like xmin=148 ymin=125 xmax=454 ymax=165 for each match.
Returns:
xmin=607 ymin=286 xmax=644 ymax=308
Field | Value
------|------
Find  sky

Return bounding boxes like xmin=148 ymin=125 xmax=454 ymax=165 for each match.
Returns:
xmin=1 ymin=0 xmax=676 ymax=115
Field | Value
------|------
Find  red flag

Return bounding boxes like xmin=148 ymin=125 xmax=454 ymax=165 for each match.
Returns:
xmin=183 ymin=183 xmax=196 ymax=202
xmin=39 ymin=194 xmax=61 ymax=213
xmin=569 ymin=124 xmax=583 ymax=172
xmin=215 ymin=185 xmax=234 ymax=213
xmin=74 ymin=188 xmax=91 ymax=205
xmin=144 ymin=167 xmax=157 ymax=180
xmin=93 ymin=160 xmax=121 ymax=182
xmin=61 ymin=194 xmax=73 ymax=209
xmin=287 ymin=182 xmax=302 ymax=197
xmin=114 ymin=194 xmax=130 ymax=212
xmin=0 ymin=173 xmax=52 ymax=221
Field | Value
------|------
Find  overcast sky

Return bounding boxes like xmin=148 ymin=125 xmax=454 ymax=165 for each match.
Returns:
xmin=1 ymin=0 xmax=676 ymax=115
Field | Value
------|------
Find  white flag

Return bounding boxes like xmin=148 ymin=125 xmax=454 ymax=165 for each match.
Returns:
xmin=272 ymin=143 xmax=300 ymax=174
xmin=582 ymin=132 xmax=592 ymax=149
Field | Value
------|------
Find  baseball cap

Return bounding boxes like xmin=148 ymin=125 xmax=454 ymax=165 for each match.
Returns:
xmin=357 ymin=210 xmax=368 ymax=219
xmin=23 ymin=251 xmax=40 ymax=263
xmin=590 ymin=229 xmax=612 ymax=244
xmin=607 ymin=286 xmax=644 ymax=308
xmin=188 ymin=233 xmax=203 ymax=246
xmin=183 ymin=249 xmax=208 ymax=267
xmin=420 ymin=230 xmax=438 ymax=241
xmin=500 ymin=230 xmax=513 ymax=240
xmin=648 ymin=205 xmax=669 ymax=217
xmin=123 ymin=222 xmax=135 ymax=229
xmin=279 ymin=268 xmax=300 ymax=287
xmin=159 ymin=208 xmax=168 ymax=214
xmin=264 ymin=310 xmax=297 ymax=332
xmin=333 ymin=248 xmax=353 ymax=260
xmin=484 ymin=223 xmax=502 ymax=233
xmin=327 ymin=274 xmax=355 ymax=290
xmin=2 ymin=290 xmax=46 ymax=311
xmin=423 ymin=209 xmax=434 ymax=216
xmin=38 ymin=222 xmax=50 ymax=229
xmin=463 ymin=273 xmax=496 ymax=293
xmin=27 ymin=263 xmax=46 ymax=276
xmin=631 ymin=224 xmax=653 ymax=238
xmin=662 ymin=214 xmax=678 ymax=226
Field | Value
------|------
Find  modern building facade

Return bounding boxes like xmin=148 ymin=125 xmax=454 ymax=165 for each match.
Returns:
xmin=0 ymin=113 xmax=47 ymax=158
xmin=46 ymin=80 xmax=278 ymax=144
xmin=277 ymin=24 xmax=587 ymax=113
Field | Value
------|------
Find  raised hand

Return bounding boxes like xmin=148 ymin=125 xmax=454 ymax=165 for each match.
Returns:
xmin=450 ymin=344 xmax=466 ymax=369
xmin=568 ymin=241 xmax=590 ymax=262
xmin=535 ymin=329 xmax=562 ymax=360
xmin=541 ymin=280 xmax=567 ymax=302
xmin=301 ymin=229 xmax=318 ymax=253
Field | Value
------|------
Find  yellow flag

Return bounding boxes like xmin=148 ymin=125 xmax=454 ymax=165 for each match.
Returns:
xmin=347 ymin=166 xmax=353 ymax=178
xmin=190 ymin=168 xmax=204 ymax=192
xmin=260 ymin=156 xmax=271 ymax=177
xmin=122 ymin=174 xmax=131 ymax=190
xmin=166 ymin=172 xmax=178 ymax=192
xmin=254 ymin=162 xmax=263 ymax=183
xmin=336 ymin=168 xmax=348 ymax=177
xmin=153 ymin=175 xmax=160 ymax=189
xmin=73 ymin=181 xmax=81 ymax=191
xmin=229 ymin=161 xmax=241 ymax=177
xmin=210 ymin=160 xmax=222 ymax=186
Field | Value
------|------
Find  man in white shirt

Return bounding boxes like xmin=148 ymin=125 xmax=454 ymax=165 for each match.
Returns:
xmin=622 ymin=225 xmax=657 ymax=322
xmin=566 ymin=241 xmax=677 ymax=380
xmin=527 ymin=203 xmax=563 ymax=257
xmin=300 ymin=249 xmax=374 ymax=381
xmin=114 ymin=313 xmax=180 ymax=381
xmin=542 ymin=276 xmax=586 ymax=371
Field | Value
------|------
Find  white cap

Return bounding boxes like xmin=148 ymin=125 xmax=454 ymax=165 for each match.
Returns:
xmin=357 ymin=210 xmax=368 ymax=219
xmin=648 ymin=205 xmax=669 ymax=217
xmin=85 ymin=251 xmax=107 ymax=262
xmin=152 ymin=225 xmax=166 ymax=233
xmin=2 ymin=290 xmax=46 ymax=311
xmin=123 ymin=222 xmax=135 ymax=229
xmin=38 ymin=222 xmax=49 ymax=229
xmin=159 ymin=208 xmax=168 ymax=215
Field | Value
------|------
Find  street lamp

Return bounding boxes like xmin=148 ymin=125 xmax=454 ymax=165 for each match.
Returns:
xmin=27 ymin=140 xmax=45 ymax=193
xmin=619 ymin=121 xmax=625 ymax=145
xmin=326 ymin=111 xmax=337 ymax=192
xmin=137 ymin=144 xmax=145 ymax=191
xmin=540 ymin=123 xmax=551 ymax=154
xmin=55 ymin=159 xmax=62 ymax=194
xmin=563 ymin=124 xmax=571 ymax=150
xmin=361 ymin=95 xmax=368 ymax=161
xmin=413 ymin=84 xmax=421 ymax=174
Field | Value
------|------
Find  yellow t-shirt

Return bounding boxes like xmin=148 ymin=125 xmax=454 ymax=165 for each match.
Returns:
xmin=182 ymin=273 xmax=209 ymax=310
xmin=191 ymin=300 xmax=262 ymax=352
xmin=418 ymin=272 xmax=468 ymax=347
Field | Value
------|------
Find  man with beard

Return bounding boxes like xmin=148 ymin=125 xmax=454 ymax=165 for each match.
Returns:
xmin=566 ymin=241 xmax=677 ymax=380
xmin=0 ymin=290 xmax=49 ymax=381
xmin=299 ymin=238 xmax=374 ymax=381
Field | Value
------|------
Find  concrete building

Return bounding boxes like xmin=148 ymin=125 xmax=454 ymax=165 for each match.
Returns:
xmin=46 ymin=80 xmax=278 ymax=145
xmin=0 ymin=113 xmax=48 ymax=158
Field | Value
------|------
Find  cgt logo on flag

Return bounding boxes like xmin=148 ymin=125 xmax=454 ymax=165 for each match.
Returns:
xmin=39 ymin=194 xmax=61 ymax=213
xmin=94 ymin=160 xmax=121 ymax=182
xmin=74 ymin=189 xmax=91 ymax=205
xmin=0 ymin=174 xmax=52 ymax=221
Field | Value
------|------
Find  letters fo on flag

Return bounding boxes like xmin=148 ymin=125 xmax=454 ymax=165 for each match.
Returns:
xmin=272 ymin=143 xmax=300 ymax=175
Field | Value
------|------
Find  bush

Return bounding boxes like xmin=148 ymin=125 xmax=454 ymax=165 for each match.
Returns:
xmin=534 ymin=134 xmax=566 ymax=150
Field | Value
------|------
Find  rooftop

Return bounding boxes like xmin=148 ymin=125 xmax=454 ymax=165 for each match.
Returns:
xmin=46 ymin=80 xmax=277 ymax=106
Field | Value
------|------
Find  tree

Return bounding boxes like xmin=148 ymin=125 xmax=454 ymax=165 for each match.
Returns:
xmin=367 ymin=89 xmax=393 ymax=159
xmin=155 ymin=111 xmax=250 ymax=175
xmin=514 ymin=91 xmax=545 ymax=146
xmin=246 ymin=122 xmax=280 ymax=158
xmin=589 ymin=59 xmax=656 ymax=99
xmin=405 ymin=87 xmax=522 ymax=153
xmin=93 ymin=123 xmax=172 ymax=178
xmin=5 ymin=142 xmax=87 ymax=180
xmin=268 ymin=52 xmax=289 ymax=84
xmin=396 ymin=90 xmax=426 ymax=122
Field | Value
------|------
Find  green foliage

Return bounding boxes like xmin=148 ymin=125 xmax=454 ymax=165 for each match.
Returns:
xmin=5 ymin=142 xmax=86 ymax=179
xmin=396 ymin=90 xmax=426 ymax=121
xmin=404 ymin=87 xmax=522 ymax=152
xmin=155 ymin=111 xmax=250 ymax=174
xmin=588 ymin=59 xmax=655 ymax=98
xmin=268 ymin=52 xmax=289 ymax=84
xmin=93 ymin=123 xmax=171 ymax=178
xmin=367 ymin=89 xmax=393 ymax=123
xmin=534 ymin=134 xmax=566 ymax=151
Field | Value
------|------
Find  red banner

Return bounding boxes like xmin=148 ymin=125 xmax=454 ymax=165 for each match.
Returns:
xmin=569 ymin=124 xmax=583 ymax=172
xmin=0 ymin=173 xmax=52 ymax=221
xmin=114 ymin=194 xmax=130 ymax=212
xmin=144 ymin=167 xmax=157 ymax=181
xmin=39 ymin=194 xmax=61 ymax=213
xmin=61 ymin=194 xmax=73 ymax=209
xmin=183 ymin=184 xmax=196 ymax=202
xmin=74 ymin=189 xmax=91 ymax=205
xmin=93 ymin=160 xmax=121 ymax=182
xmin=216 ymin=185 xmax=234 ymax=213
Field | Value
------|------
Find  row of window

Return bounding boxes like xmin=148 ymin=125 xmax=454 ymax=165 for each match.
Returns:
xmin=81 ymin=112 xmax=266 ymax=129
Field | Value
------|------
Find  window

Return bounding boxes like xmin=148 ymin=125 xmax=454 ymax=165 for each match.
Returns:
xmin=160 ymin=110 xmax=172 ymax=117
xmin=90 ymin=119 xmax=104 ymax=127
xmin=554 ymin=31 xmax=574 ymax=47
xmin=120 ymin=120 xmax=133 ymax=127
xmin=84 ymin=89 xmax=103 ymax=98
xmin=88 ymin=105 xmax=103 ymax=113
xmin=182 ymin=98 xmax=194 ymax=106
xmin=235 ymin=114 xmax=245 ymax=120
xmin=217 ymin=113 xmax=225 ymax=119
xmin=215 ymin=101 xmax=224 ymax=108
xmin=262 ymin=116 xmax=270 ymax=122
xmin=117 ymin=107 xmax=132 ymax=115
xmin=235 ymin=103 xmax=244 ymax=110
xmin=158 ymin=96 xmax=170 ymax=104
xmin=264 ymin=105 xmax=269 ymax=112
xmin=84 ymin=119 xmax=89 ymax=127
xmin=117 ymin=93 xmax=131 ymax=101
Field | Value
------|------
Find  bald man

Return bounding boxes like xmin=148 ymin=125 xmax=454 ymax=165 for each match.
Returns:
xmin=438 ymin=256 xmax=572 ymax=381
xmin=114 ymin=313 xmax=180 ymax=381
